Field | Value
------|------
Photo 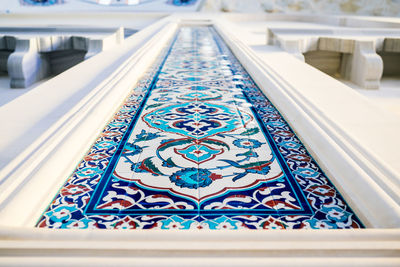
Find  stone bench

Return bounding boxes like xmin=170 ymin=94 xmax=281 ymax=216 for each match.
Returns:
xmin=0 ymin=27 xmax=124 ymax=88
xmin=378 ymin=38 xmax=400 ymax=78
xmin=267 ymin=27 xmax=400 ymax=89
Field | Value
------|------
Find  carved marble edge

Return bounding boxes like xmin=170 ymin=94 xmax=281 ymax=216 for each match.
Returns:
xmin=0 ymin=227 xmax=399 ymax=265
xmin=213 ymin=17 xmax=400 ymax=228
xmin=0 ymin=16 xmax=178 ymax=227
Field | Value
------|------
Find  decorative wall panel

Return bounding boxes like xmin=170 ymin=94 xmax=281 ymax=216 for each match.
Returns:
xmin=37 ymin=27 xmax=363 ymax=229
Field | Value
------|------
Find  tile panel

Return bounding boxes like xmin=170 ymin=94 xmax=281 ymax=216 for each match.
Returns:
xmin=37 ymin=26 xmax=364 ymax=229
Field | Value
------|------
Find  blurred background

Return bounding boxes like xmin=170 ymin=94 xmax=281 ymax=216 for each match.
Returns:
xmin=1 ymin=0 xmax=400 ymax=17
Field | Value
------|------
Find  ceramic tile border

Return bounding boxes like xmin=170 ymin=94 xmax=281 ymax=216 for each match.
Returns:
xmin=34 ymin=26 xmax=363 ymax=230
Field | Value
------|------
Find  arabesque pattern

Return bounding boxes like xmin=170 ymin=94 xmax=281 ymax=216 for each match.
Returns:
xmin=37 ymin=27 xmax=364 ymax=229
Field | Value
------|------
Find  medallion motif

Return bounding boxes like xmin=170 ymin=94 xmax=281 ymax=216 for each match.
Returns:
xmin=37 ymin=26 xmax=363 ymax=229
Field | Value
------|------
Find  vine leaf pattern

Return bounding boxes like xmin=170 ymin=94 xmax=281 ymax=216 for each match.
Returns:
xmin=37 ymin=27 xmax=363 ymax=230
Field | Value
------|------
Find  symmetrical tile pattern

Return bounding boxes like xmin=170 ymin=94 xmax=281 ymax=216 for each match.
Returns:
xmin=37 ymin=27 xmax=364 ymax=229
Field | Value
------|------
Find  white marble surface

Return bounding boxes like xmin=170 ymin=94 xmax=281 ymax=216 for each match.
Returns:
xmin=0 ymin=75 xmax=48 ymax=107
xmin=344 ymin=77 xmax=400 ymax=118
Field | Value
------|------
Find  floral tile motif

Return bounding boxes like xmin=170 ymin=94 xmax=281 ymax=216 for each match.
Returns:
xmin=37 ymin=26 xmax=364 ymax=229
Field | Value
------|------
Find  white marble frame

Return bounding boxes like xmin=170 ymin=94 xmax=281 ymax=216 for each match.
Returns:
xmin=0 ymin=227 xmax=399 ymax=265
xmin=0 ymin=13 xmax=399 ymax=263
